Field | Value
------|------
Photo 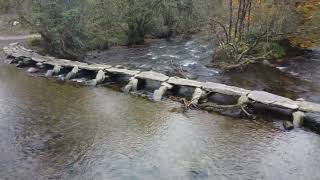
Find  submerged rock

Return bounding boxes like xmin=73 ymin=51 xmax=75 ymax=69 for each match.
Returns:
xmin=27 ymin=67 xmax=39 ymax=73
xmin=283 ymin=121 xmax=294 ymax=130
xmin=189 ymin=170 xmax=209 ymax=180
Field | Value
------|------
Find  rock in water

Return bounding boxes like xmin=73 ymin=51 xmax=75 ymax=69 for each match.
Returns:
xmin=36 ymin=62 xmax=45 ymax=69
xmin=45 ymin=70 xmax=54 ymax=77
xmin=94 ymin=70 xmax=106 ymax=85
xmin=46 ymin=65 xmax=61 ymax=77
xmin=153 ymin=82 xmax=173 ymax=101
xmin=27 ymin=67 xmax=39 ymax=73
xmin=190 ymin=88 xmax=206 ymax=105
xmin=66 ymin=66 xmax=79 ymax=80
xmin=283 ymin=121 xmax=294 ymax=130
xmin=124 ymin=77 xmax=138 ymax=93
xmin=293 ymin=111 xmax=305 ymax=128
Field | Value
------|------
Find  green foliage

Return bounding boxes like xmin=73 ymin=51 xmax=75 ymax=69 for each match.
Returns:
xmin=253 ymin=42 xmax=286 ymax=59
xmin=27 ymin=36 xmax=41 ymax=47
xmin=16 ymin=0 xmax=214 ymax=58
xmin=269 ymin=43 xmax=286 ymax=59
xmin=0 ymin=0 xmax=12 ymax=13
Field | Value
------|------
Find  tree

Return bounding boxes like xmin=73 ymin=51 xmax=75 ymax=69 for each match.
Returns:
xmin=209 ymin=0 xmax=297 ymax=69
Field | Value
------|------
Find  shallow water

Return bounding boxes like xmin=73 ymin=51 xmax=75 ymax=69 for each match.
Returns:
xmin=2 ymin=37 xmax=320 ymax=179
xmin=85 ymin=35 xmax=320 ymax=103
xmin=1 ymin=62 xmax=320 ymax=180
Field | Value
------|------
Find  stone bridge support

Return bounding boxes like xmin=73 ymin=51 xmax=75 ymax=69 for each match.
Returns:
xmin=45 ymin=64 xmax=61 ymax=77
xmin=153 ymin=82 xmax=173 ymax=101
xmin=65 ymin=66 xmax=79 ymax=80
xmin=124 ymin=77 xmax=139 ymax=93
xmin=91 ymin=70 xmax=106 ymax=86
xmin=190 ymin=88 xmax=207 ymax=105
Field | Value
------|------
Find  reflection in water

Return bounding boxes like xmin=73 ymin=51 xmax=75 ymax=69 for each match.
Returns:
xmin=1 ymin=65 xmax=320 ymax=180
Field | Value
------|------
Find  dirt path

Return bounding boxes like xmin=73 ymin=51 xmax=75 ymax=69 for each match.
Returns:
xmin=0 ymin=34 xmax=40 ymax=41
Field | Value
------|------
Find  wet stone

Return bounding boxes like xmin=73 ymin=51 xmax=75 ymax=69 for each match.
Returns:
xmin=293 ymin=111 xmax=305 ymax=128
xmin=283 ymin=121 xmax=294 ymax=130
xmin=36 ymin=62 xmax=45 ymax=69
xmin=136 ymin=71 xmax=169 ymax=82
xmin=248 ymin=91 xmax=299 ymax=110
xmin=27 ymin=67 xmax=39 ymax=73
xmin=16 ymin=61 xmax=27 ymax=68
xmin=304 ymin=113 xmax=320 ymax=132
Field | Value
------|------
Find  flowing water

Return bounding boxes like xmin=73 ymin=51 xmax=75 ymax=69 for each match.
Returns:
xmin=1 ymin=37 xmax=320 ymax=180
xmin=86 ymin=34 xmax=320 ymax=103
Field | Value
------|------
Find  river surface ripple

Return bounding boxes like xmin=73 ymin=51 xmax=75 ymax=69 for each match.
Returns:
xmin=86 ymin=35 xmax=320 ymax=103
xmin=1 ymin=38 xmax=320 ymax=180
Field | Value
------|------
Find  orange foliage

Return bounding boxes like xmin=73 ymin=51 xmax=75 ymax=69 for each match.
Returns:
xmin=289 ymin=0 xmax=320 ymax=47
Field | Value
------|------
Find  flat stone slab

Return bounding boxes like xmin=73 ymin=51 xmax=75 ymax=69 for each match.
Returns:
xmin=44 ymin=58 xmax=73 ymax=66
xmin=297 ymin=101 xmax=320 ymax=112
xmin=31 ymin=54 xmax=48 ymax=63
xmin=167 ymin=77 xmax=205 ymax=87
xmin=136 ymin=71 xmax=169 ymax=82
xmin=106 ymin=67 xmax=140 ymax=76
xmin=248 ymin=91 xmax=299 ymax=110
xmin=202 ymin=82 xmax=250 ymax=96
xmin=80 ymin=64 xmax=112 ymax=71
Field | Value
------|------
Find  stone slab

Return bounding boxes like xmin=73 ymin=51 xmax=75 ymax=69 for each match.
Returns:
xmin=248 ymin=91 xmax=299 ymax=110
xmin=80 ymin=64 xmax=112 ymax=71
xmin=297 ymin=101 xmax=320 ymax=113
xmin=167 ymin=77 xmax=205 ymax=87
xmin=107 ymin=67 xmax=140 ymax=76
xmin=136 ymin=71 xmax=169 ymax=82
xmin=202 ymin=82 xmax=250 ymax=96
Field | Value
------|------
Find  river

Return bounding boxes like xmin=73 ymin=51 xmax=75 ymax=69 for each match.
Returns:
xmin=86 ymin=34 xmax=320 ymax=103
xmin=1 ymin=37 xmax=320 ymax=180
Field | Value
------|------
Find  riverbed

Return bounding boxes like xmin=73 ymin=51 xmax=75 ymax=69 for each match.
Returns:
xmin=1 ymin=37 xmax=320 ymax=180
